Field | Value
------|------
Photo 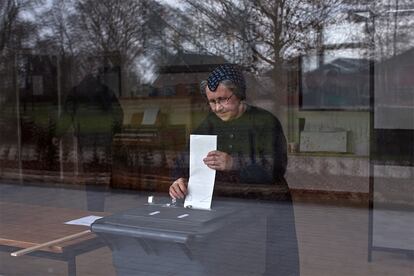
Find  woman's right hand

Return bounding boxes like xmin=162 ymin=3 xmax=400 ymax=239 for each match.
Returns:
xmin=169 ymin=178 xmax=188 ymax=199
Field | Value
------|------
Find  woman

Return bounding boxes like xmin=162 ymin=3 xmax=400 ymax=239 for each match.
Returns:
xmin=169 ymin=64 xmax=299 ymax=276
xmin=170 ymin=63 xmax=288 ymax=199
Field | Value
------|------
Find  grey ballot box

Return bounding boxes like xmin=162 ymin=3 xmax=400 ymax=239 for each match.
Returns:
xmin=91 ymin=201 xmax=269 ymax=276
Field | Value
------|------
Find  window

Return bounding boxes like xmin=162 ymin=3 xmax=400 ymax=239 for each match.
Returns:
xmin=1 ymin=1 xmax=413 ymax=275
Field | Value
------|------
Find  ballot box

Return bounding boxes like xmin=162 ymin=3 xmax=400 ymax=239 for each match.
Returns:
xmin=91 ymin=200 xmax=271 ymax=276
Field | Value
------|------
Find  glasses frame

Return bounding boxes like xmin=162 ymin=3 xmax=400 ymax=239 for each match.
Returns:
xmin=207 ymin=94 xmax=234 ymax=107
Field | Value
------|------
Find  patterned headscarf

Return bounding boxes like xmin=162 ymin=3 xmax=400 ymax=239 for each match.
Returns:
xmin=207 ymin=64 xmax=246 ymax=99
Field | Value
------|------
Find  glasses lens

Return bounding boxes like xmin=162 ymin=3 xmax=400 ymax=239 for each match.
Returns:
xmin=208 ymin=94 xmax=233 ymax=106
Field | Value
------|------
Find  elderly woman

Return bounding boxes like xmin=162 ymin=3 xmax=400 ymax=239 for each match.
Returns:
xmin=169 ymin=63 xmax=288 ymax=199
xmin=169 ymin=64 xmax=299 ymax=276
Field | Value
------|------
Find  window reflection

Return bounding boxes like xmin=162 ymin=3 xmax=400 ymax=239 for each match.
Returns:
xmin=0 ymin=0 xmax=413 ymax=275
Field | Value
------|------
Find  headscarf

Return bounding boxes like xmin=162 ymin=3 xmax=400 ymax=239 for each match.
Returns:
xmin=207 ymin=64 xmax=246 ymax=99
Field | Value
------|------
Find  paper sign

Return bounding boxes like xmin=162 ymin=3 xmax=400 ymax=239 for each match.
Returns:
xmin=184 ymin=135 xmax=217 ymax=210
xmin=142 ymin=107 xmax=159 ymax=125
xmin=64 ymin=215 xmax=102 ymax=226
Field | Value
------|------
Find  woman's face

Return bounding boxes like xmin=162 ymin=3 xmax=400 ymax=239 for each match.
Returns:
xmin=205 ymin=83 xmax=244 ymax=122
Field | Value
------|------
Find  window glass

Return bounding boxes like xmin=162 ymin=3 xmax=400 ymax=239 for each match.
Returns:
xmin=1 ymin=1 xmax=413 ymax=275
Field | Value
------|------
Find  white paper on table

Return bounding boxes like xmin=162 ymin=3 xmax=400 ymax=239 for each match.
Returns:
xmin=184 ymin=134 xmax=217 ymax=210
xmin=64 ymin=215 xmax=102 ymax=226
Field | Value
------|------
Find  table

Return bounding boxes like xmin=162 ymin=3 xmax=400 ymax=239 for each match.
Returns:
xmin=0 ymin=202 xmax=105 ymax=276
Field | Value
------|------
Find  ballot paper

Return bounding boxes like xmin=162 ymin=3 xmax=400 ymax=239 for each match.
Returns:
xmin=184 ymin=135 xmax=217 ymax=210
xmin=65 ymin=215 xmax=102 ymax=226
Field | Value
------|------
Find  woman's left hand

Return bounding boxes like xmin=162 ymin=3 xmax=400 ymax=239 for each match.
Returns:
xmin=203 ymin=150 xmax=233 ymax=171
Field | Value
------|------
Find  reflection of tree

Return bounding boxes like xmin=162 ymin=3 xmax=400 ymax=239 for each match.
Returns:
xmin=75 ymin=0 xmax=155 ymax=66
xmin=349 ymin=1 xmax=414 ymax=61
xmin=35 ymin=0 xmax=174 ymax=90
xmin=0 ymin=0 xmax=41 ymax=53
xmin=38 ymin=0 xmax=77 ymax=56
xmin=74 ymin=0 xmax=166 ymax=90
xmin=370 ymin=0 xmax=414 ymax=60
xmin=181 ymin=0 xmax=343 ymax=73
xmin=0 ymin=0 xmax=19 ymax=52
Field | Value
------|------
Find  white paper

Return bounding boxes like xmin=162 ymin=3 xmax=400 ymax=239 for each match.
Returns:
xmin=141 ymin=107 xmax=159 ymax=125
xmin=184 ymin=135 xmax=217 ymax=210
xmin=64 ymin=215 xmax=102 ymax=226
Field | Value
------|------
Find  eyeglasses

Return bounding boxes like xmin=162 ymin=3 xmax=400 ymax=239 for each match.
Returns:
xmin=207 ymin=94 xmax=234 ymax=107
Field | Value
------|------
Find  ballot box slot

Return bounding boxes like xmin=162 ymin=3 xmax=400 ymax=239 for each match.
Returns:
xmin=119 ymin=205 xmax=238 ymax=225
xmin=95 ymin=217 xmax=224 ymax=238
xmin=91 ymin=221 xmax=191 ymax=243
xmin=99 ymin=219 xmax=202 ymax=234
xmin=121 ymin=215 xmax=201 ymax=227
xmin=120 ymin=212 xmax=227 ymax=226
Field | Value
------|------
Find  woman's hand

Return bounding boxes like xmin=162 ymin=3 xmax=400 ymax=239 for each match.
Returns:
xmin=203 ymin=150 xmax=233 ymax=171
xmin=169 ymin=178 xmax=188 ymax=199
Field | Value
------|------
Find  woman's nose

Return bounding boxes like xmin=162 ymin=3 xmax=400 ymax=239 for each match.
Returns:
xmin=212 ymin=103 xmax=224 ymax=112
